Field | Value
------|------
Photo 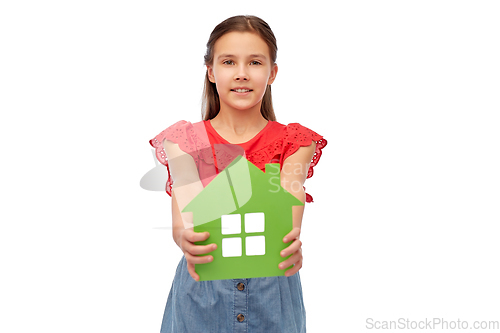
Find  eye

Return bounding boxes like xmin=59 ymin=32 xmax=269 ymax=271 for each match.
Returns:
xmin=223 ymin=60 xmax=234 ymax=65
xmin=251 ymin=61 xmax=262 ymax=65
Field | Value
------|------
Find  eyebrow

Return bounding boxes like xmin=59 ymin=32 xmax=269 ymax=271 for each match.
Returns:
xmin=217 ymin=53 xmax=268 ymax=60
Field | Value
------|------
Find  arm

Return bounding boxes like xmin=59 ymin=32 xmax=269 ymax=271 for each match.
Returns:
xmin=162 ymin=139 xmax=216 ymax=281
xmin=162 ymin=138 xmax=203 ymax=235
xmin=278 ymin=141 xmax=316 ymax=276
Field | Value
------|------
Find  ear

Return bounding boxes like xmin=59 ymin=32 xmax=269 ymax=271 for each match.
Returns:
xmin=267 ymin=63 xmax=278 ymax=85
xmin=206 ymin=65 xmax=215 ymax=83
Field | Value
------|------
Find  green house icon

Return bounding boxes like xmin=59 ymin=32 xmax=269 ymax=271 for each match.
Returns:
xmin=182 ymin=155 xmax=304 ymax=281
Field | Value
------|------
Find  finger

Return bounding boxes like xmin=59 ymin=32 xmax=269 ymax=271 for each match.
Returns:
xmin=185 ymin=251 xmax=214 ymax=265
xmin=279 ymin=250 xmax=302 ymax=270
xmin=283 ymin=227 xmax=301 ymax=243
xmin=183 ymin=240 xmax=217 ymax=256
xmin=184 ymin=229 xmax=211 ymax=243
xmin=284 ymin=259 xmax=303 ymax=277
xmin=186 ymin=262 xmax=200 ymax=282
xmin=280 ymin=239 xmax=302 ymax=258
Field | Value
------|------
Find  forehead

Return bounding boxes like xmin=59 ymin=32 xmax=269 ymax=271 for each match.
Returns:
xmin=213 ymin=31 xmax=270 ymax=59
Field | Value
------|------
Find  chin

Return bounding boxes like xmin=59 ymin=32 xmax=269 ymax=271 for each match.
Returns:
xmin=234 ymin=105 xmax=254 ymax=111
xmin=223 ymin=102 xmax=258 ymax=112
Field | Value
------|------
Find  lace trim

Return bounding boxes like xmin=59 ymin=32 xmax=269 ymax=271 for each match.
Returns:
xmin=150 ymin=121 xmax=327 ymax=202
xmin=148 ymin=120 xmax=212 ymax=197
xmin=308 ymin=138 xmax=327 ymax=179
xmin=244 ymin=123 xmax=327 ymax=203
xmin=304 ymin=138 xmax=327 ymax=202
xmin=149 ymin=136 xmax=173 ymax=196
xmin=246 ymin=139 xmax=284 ymax=167
xmin=282 ymin=123 xmax=327 ymax=203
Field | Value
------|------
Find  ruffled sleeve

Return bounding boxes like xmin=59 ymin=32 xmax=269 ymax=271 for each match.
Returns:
xmin=282 ymin=123 xmax=328 ymax=203
xmin=149 ymin=120 xmax=198 ymax=197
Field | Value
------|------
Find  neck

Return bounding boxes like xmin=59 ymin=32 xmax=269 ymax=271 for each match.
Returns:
xmin=211 ymin=101 xmax=268 ymax=134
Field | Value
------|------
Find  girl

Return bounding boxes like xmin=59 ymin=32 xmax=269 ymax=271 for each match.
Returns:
xmin=149 ymin=15 xmax=327 ymax=333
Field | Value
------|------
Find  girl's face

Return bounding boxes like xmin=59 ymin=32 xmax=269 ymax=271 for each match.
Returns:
xmin=207 ymin=31 xmax=278 ymax=114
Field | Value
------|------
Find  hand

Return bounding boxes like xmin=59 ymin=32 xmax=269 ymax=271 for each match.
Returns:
xmin=278 ymin=227 xmax=303 ymax=277
xmin=177 ymin=228 xmax=217 ymax=282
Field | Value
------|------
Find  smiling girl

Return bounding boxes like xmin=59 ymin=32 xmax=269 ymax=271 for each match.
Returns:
xmin=149 ymin=15 xmax=327 ymax=333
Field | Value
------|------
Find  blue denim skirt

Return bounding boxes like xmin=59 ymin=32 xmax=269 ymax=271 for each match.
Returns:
xmin=160 ymin=255 xmax=306 ymax=333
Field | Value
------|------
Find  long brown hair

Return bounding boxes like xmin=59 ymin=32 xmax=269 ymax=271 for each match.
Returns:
xmin=202 ymin=15 xmax=277 ymax=121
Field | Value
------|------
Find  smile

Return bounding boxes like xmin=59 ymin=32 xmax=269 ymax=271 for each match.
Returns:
xmin=231 ymin=89 xmax=252 ymax=93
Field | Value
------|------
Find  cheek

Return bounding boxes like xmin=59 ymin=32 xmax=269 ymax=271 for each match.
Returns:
xmin=213 ymin=67 xmax=228 ymax=81
xmin=253 ymin=70 xmax=272 ymax=85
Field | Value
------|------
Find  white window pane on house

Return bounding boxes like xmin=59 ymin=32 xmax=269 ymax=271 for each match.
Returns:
xmin=222 ymin=237 xmax=242 ymax=257
xmin=245 ymin=236 xmax=266 ymax=256
xmin=244 ymin=212 xmax=265 ymax=233
xmin=221 ymin=214 xmax=241 ymax=235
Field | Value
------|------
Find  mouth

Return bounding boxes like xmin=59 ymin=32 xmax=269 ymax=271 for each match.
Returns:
xmin=231 ymin=88 xmax=253 ymax=93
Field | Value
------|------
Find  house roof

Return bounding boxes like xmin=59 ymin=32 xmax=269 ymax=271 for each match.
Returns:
xmin=182 ymin=155 xmax=303 ymax=226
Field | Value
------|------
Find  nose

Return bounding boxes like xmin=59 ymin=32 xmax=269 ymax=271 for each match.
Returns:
xmin=234 ymin=64 xmax=249 ymax=81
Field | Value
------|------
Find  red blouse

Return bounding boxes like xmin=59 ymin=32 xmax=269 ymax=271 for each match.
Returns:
xmin=149 ymin=120 xmax=327 ymax=203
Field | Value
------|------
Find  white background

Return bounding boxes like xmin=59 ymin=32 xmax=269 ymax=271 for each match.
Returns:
xmin=1 ymin=0 xmax=499 ymax=332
